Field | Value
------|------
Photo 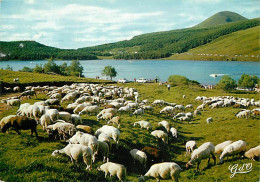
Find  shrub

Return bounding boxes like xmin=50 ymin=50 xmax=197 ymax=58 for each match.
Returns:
xmin=20 ymin=66 xmax=33 ymax=72
xmin=238 ymin=74 xmax=259 ymax=88
xmin=168 ymin=75 xmax=189 ymax=86
xmin=217 ymin=75 xmax=237 ymax=92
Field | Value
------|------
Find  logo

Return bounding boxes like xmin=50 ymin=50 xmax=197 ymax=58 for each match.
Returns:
xmin=228 ymin=163 xmax=252 ymax=178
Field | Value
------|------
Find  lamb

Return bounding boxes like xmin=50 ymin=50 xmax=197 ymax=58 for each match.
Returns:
xmin=244 ymin=145 xmax=260 ymax=161
xmin=71 ymin=114 xmax=82 ymax=125
xmin=68 ymin=131 xmax=99 ymax=162
xmin=130 ymin=149 xmax=147 ymax=168
xmin=1 ymin=99 xmax=20 ymax=109
xmin=76 ymin=125 xmax=94 ymax=135
xmin=1 ymin=116 xmax=38 ymax=137
xmin=79 ymin=105 xmax=99 ymax=116
xmin=58 ymin=111 xmax=72 ymax=122
xmin=133 ymin=121 xmax=152 ymax=130
xmin=170 ymin=127 xmax=177 ymax=138
xmin=185 ymin=140 xmax=196 ymax=156
xmin=151 ymin=130 xmax=168 ymax=144
xmin=159 ymin=106 xmax=175 ymax=116
xmin=158 ymin=120 xmax=170 ymax=133
xmin=97 ymin=162 xmax=126 ymax=182
xmin=214 ymin=140 xmax=233 ymax=155
xmin=219 ymin=140 xmax=247 ymax=163
xmin=206 ymin=117 xmax=213 ymax=124
xmin=95 ymin=125 xmax=120 ymax=145
xmin=97 ymin=140 xmax=109 ymax=162
xmin=186 ymin=142 xmax=216 ymax=171
xmin=132 ymin=108 xmax=144 ymax=118
xmin=107 ymin=116 xmax=121 ymax=128
xmin=52 ymin=143 xmax=93 ymax=170
xmin=140 ymin=162 xmax=182 ymax=182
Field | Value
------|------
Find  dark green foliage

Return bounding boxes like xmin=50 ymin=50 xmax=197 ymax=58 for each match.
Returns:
xmin=238 ymin=74 xmax=259 ymax=88
xmin=102 ymin=66 xmax=117 ymax=80
xmin=167 ymin=75 xmax=200 ymax=86
xmin=5 ymin=65 xmax=13 ymax=71
xmin=0 ymin=41 xmax=98 ymax=61
xmin=33 ymin=64 xmax=44 ymax=73
xmin=20 ymin=66 xmax=33 ymax=72
xmin=217 ymin=75 xmax=237 ymax=92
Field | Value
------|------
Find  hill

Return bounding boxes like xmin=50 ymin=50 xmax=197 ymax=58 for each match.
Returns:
xmin=168 ymin=26 xmax=260 ymax=61
xmin=195 ymin=11 xmax=248 ymax=28
xmin=0 ymin=41 xmax=98 ymax=61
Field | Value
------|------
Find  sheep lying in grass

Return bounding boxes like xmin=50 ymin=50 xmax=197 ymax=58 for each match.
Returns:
xmin=97 ymin=162 xmax=126 ymax=182
xmin=1 ymin=116 xmax=38 ymax=137
xmin=139 ymin=162 xmax=182 ymax=182
xmin=185 ymin=140 xmax=196 ymax=156
xmin=151 ymin=130 xmax=168 ymax=144
xmin=245 ymin=145 xmax=260 ymax=161
xmin=52 ymin=143 xmax=93 ymax=170
xmin=186 ymin=142 xmax=216 ymax=171
xmin=130 ymin=149 xmax=147 ymax=168
xmin=219 ymin=140 xmax=247 ymax=163
xmin=107 ymin=116 xmax=121 ymax=128
xmin=158 ymin=120 xmax=170 ymax=133
xmin=214 ymin=140 xmax=233 ymax=155
xmin=134 ymin=121 xmax=152 ymax=130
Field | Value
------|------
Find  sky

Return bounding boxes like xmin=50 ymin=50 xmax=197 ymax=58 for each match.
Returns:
xmin=0 ymin=0 xmax=259 ymax=49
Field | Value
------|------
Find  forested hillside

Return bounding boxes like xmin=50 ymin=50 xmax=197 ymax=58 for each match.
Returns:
xmin=0 ymin=41 xmax=97 ymax=61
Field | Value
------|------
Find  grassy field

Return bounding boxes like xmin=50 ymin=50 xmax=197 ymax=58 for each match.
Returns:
xmin=167 ymin=26 xmax=260 ymax=62
xmin=0 ymin=82 xmax=259 ymax=182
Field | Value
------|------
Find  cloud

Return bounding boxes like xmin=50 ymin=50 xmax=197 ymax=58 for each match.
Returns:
xmin=32 ymin=32 xmax=50 ymax=40
xmin=24 ymin=0 xmax=35 ymax=4
xmin=0 ymin=24 xmax=15 ymax=30
xmin=32 ymin=21 xmax=63 ymax=30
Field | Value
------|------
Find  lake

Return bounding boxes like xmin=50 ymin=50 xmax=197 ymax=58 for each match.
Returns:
xmin=0 ymin=60 xmax=259 ymax=85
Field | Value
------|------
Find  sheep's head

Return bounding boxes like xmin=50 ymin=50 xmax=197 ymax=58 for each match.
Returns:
xmin=138 ymin=175 xmax=146 ymax=182
xmin=186 ymin=161 xmax=193 ymax=169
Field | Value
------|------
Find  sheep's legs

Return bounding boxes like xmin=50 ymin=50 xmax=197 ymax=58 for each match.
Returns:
xmin=211 ymin=153 xmax=216 ymax=165
xmin=196 ymin=162 xmax=200 ymax=171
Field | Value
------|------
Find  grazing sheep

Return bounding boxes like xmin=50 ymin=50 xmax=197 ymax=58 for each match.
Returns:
xmin=196 ymin=103 xmax=206 ymax=111
xmin=71 ymin=114 xmax=82 ymax=125
xmin=132 ymin=108 xmax=144 ymax=118
xmin=98 ymin=113 xmax=113 ymax=121
xmin=69 ymin=131 xmax=99 ymax=162
xmin=173 ymin=112 xmax=185 ymax=120
xmin=206 ymin=117 xmax=213 ymax=124
xmin=1 ymin=116 xmax=38 ymax=137
xmin=79 ymin=105 xmax=100 ymax=116
xmin=118 ymin=106 xmax=132 ymax=114
xmin=45 ymin=99 xmax=60 ymax=106
xmin=45 ymin=109 xmax=59 ymax=122
xmin=73 ymin=103 xmax=92 ymax=114
xmin=97 ymin=140 xmax=109 ymax=162
xmin=76 ymin=125 xmax=94 ymax=135
xmin=152 ymin=100 xmax=165 ymax=106
xmin=236 ymin=110 xmax=251 ymax=119
xmin=1 ymin=99 xmax=20 ymax=109
xmin=140 ymin=105 xmax=154 ymax=112
xmin=219 ymin=140 xmax=247 ymax=163
xmin=134 ymin=121 xmax=152 ymax=130
xmin=130 ymin=149 xmax=147 ymax=168
xmin=245 ymin=145 xmax=260 ymax=161
xmin=13 ymin=86 xmax=20 ymax=92
xmin=97 ymin=108 xmax=117 ymax=120
xmin=174 ymin=105 xmax=185 ymax=111
xmin=140 ymin=162 xmax=182 ymax=182
xmin=50 ymin=93 xmax=62 ymax=100
xmin=186 ymin=142 xmax=216 ymax=171
xmin=52 ymin=143 xmax=93 ymax=170
xmin=107 ymin=116 xmax=121 ymax=128
xmin=0 ymin=115 xmax=17 ymax=130
xmin=170 ymin=127 xmax=177 ymax=138
xmin=95 ymin=125 xmax=120 ymax=145
xmin=214 ymin=140 xmax=233 ymax=155
xmin=185 ymin=104 xmax=193 ymax=110
xmin=185 ymin=141 xmax=197 ymax=156
xmin=151 ymin=130 xmax=168 ymax=144
xmin=58 ymin=111 xmax=72 ymax=122
xmin=158 ymin=120 xmax=170 ymax=133
xmin=98 ymin=162 xmax=126 ymax=182
xmin=193 ymin=109 xmax=201 ymax=116
xmin=39 ymin=114 xmax=52 ymax=131
xmin=98 ymin=133 xmax=112 ymax=152
xmin=17 ymin=103 xmax=31 ymax=116
xmin=159 ymin=106 xmax=175 ymax=116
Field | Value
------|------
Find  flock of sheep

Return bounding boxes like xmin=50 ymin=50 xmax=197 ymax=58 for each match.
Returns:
xmin=0 ymin=83 xmax=259 ymax=182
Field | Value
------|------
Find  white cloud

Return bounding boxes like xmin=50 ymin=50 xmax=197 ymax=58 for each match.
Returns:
xmin=24 ymin=0 xmax=35 ymax=4
xmin=32 ymin=21 xmax=63 ymax=30
xmin=32 ymin=32 xmax=50 ymax=40
xmin=0 ymin=24 xmax=15 ymax=30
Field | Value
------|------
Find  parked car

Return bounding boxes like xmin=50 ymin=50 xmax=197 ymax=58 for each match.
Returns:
xmin=136 ymin=78 xmax=148 ymax=83
xmin=117 ymin=78 xmax=129 ymax=83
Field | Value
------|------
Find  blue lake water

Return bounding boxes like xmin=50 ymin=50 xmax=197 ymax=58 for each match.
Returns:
xmin=0 ymin=60 xmax=259 ymax=85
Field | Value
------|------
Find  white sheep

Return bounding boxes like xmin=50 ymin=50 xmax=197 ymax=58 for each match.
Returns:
xmin=185 ymin=104 xmax=193 ymax=110
xmin=98 ymin=113 xmax=113 ymax=121
xmin=152 ymin=100 xmax=165 ymax=106
xmin=140 ymin=105 xmax=153 ymax=112
xmin=45 ymin=109 xmax=59 ymax=122
xmin=17 ymin=103 xmax=31 ymax=116
xmin=50 ymin=93 xmax=62 ymax=100
xmin=132 ymin=108 xmax=144 ymax=118
xmin=173 ymin=112 xmax=185 ymax=120
xmin=97 ymin=140 xmax=109 ymax=162
xmin=68 ymin=131 xmax=99 ymax=162
xmin=61 ymin=92 xmax=78 ymax=103
xmin=140 ymin=162 xmax=182 ymax=182
xmin=39 ymin=114 xmax=52 ymax=131
xmin=51 ymin=143 xmax=93 ymax=170
xmin=107 ymin=116 xmax=121 ymax=128
xmin=130 ymin=149 xmax=147 ymax=168
xmin=186 ymin=142 xmax=216 ymax=171
xmin=245 ymin=145 xmax=260 ymax=160
xmin=58 ymin=111 xmax=72 ymax=122
xmin=71 ymin=114 xmax=82 ymax=125
xmin=193 ymin=109 xmax=201 ymax=116
xmin=158 ymin=120 xmax=170 ymax=133
xmin=79 ymin=105 xmax=99 ymax=116
xmin=174 ymin=105 xmax=185 ymax=111
xmin=160 ymin=106 xmax=175 ymax=116
xmin=219 ymin=140 xmax=247 ymax=163
xmin=98 ymin=133 xmax=112 ymax=152
xmin=97 ymin=108 xmax=117 ymax=120
xmin=1 ymin=99 xmax=20 ymax=109
xmin=97 ymin=162 xmax=126 ymax=182
xmin=206 ymin=117 xmax=213 ymax=124
xmin=95 ymin=125 xmax=120 ymax=145
xmin=151 ymin=130 xmax=168 ymax=144
xmin=133 ymin=121 xmax=152 ymax=130
xmin=0 ymin=115 xmax=17 ymax=130
xmin=118 ymin=106 xmax=132 ymax=114
xmin=185 ymin=140 xmax=196 ymax=156
xmin=170 ymin=127 xmax=177 ymax=138
xmin=196 ymin=103 xmax=206 ymax=111
xmin=73 ymin=103 xmax=92 ymax=114
xmin=55 ymin=122 xmax=76 ymax=140
xmin=214 ymin=140 xmax=233 ymax=155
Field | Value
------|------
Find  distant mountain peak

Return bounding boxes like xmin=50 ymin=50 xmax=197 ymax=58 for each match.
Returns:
xmin=194 ymin=11 xmax=248 ymax=28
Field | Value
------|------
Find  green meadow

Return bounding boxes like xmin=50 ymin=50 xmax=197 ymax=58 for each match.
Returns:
xmin=0 ymin=81 xmax=259 ymax=182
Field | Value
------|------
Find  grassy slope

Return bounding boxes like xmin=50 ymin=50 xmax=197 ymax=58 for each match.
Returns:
xmin=195 ymin=11 xmax=247 ymax=28
xmin=168 ymin=26 xmax=260 ymax=61
xmin=0 ymin=82 xmax=259 ymax=182
xmin=0 ymin=70 xmax=111 ymax=84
